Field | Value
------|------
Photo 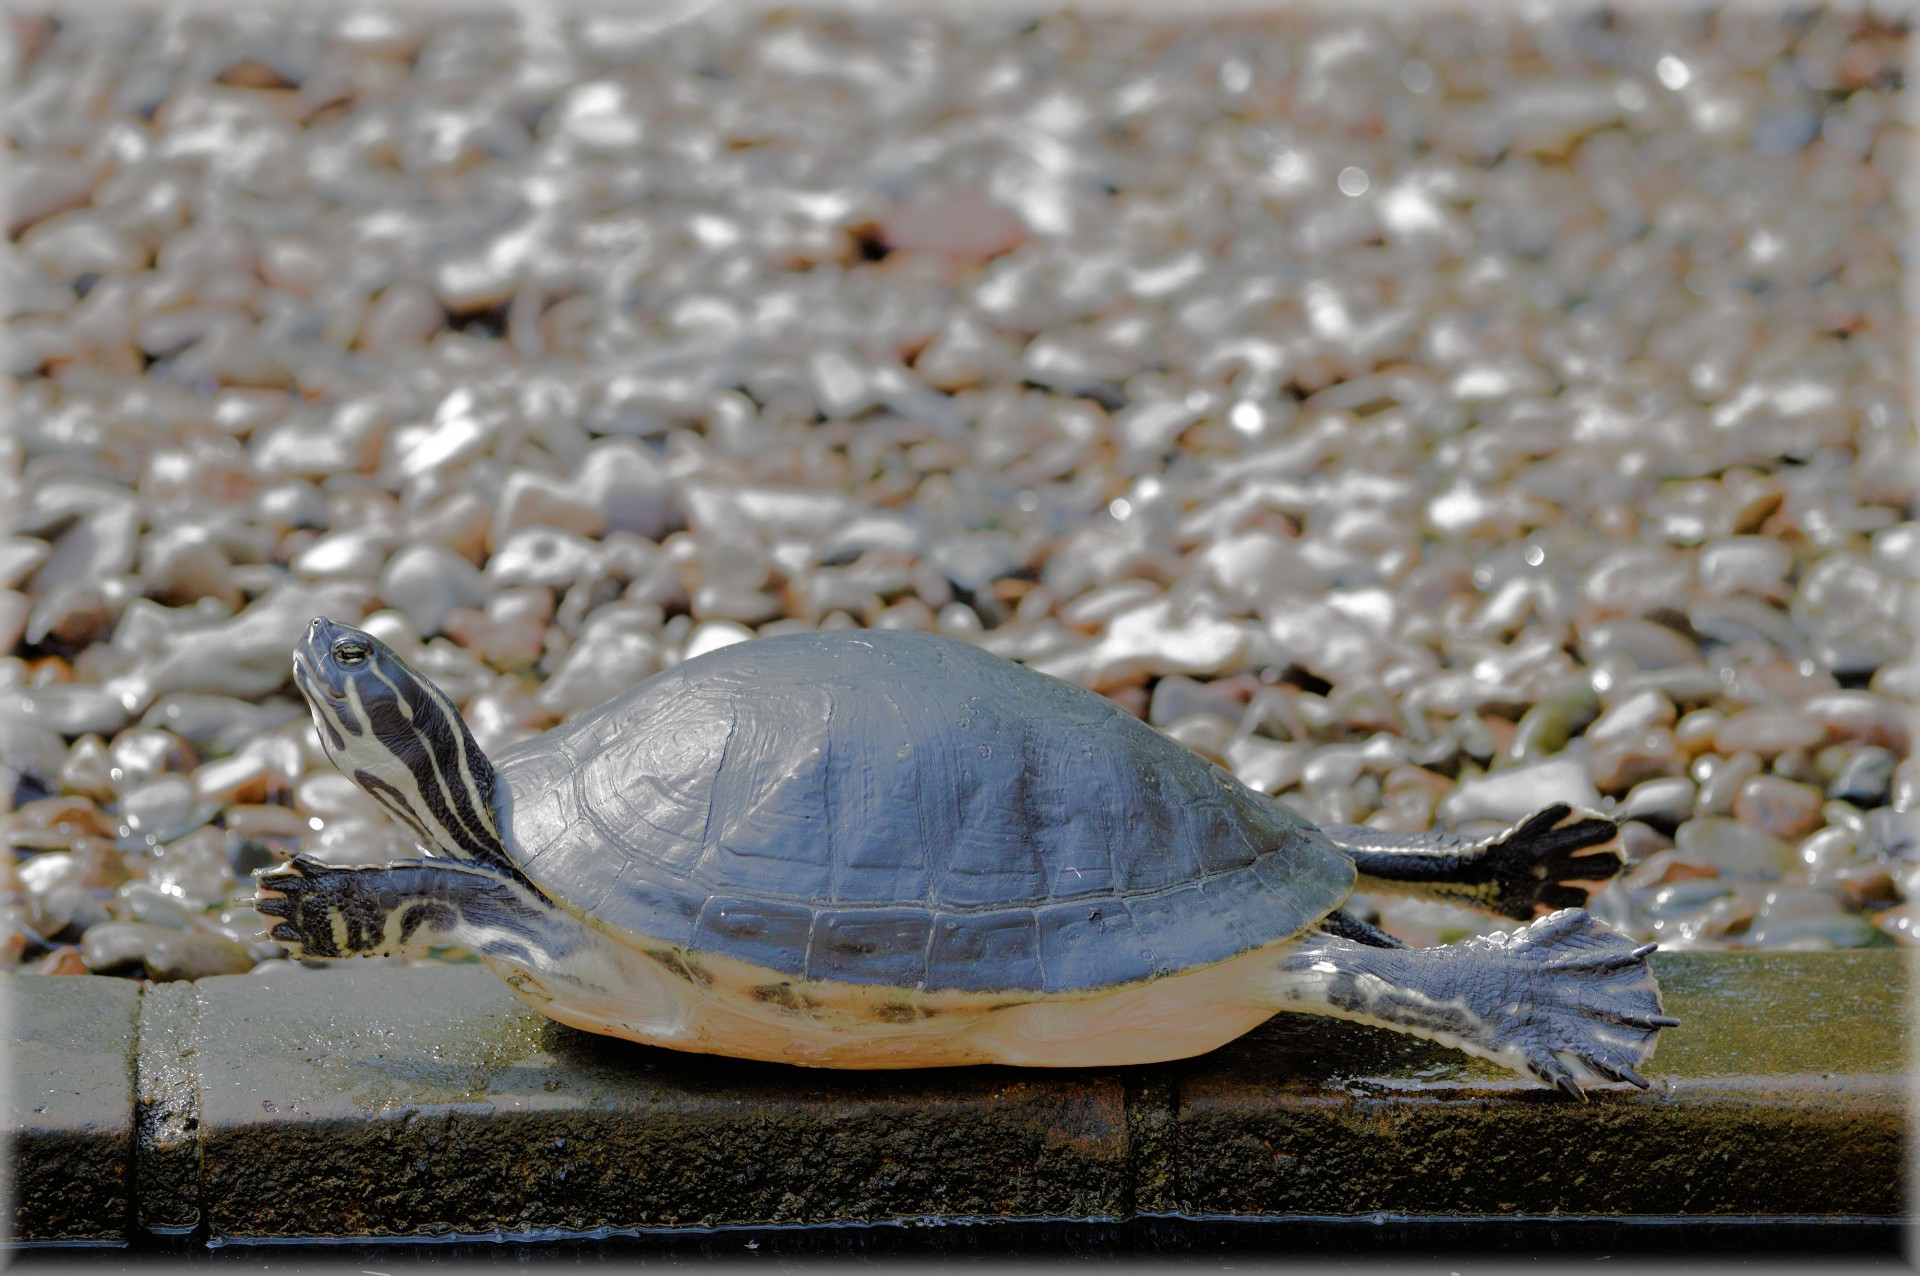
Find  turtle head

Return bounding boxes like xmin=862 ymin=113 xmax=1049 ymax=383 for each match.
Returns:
xmin=293 ymin=617 xmax=513 ymax=872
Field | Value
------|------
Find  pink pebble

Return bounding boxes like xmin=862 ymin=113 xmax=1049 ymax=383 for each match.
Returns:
xmin=876 ymin=193 xmax=1028 ymax=263
xmin=1712 ymin=709 xmax=1823 ymax=758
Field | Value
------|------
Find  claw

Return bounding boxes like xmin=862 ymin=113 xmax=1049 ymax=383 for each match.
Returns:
xmin=1582 ymin=1054 xmax=1654 ymax=1091
xmin=1531 ymin=1050 xmax=1588 ymax=1101
xmin=1521 ymin=803 xmax=1573 ymax=832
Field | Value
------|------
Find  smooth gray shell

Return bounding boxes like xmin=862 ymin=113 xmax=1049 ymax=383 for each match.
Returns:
xmin=492 ymin=630 xmax=1354 ymax=994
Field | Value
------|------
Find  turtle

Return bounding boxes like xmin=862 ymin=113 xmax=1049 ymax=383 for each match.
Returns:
xmin=257 ymin=617 xmax=1676 ymax=1097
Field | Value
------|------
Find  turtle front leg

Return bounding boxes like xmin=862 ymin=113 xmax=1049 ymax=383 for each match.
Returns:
xmin=255 ymin=854 xmax=584 ymax=971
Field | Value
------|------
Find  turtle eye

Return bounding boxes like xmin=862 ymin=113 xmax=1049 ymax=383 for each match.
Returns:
xmin=332 ymin=639 xmax=370 ymax=666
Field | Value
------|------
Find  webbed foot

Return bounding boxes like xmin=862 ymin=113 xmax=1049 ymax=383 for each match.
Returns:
xmin=1332 ymin=803 xmax=1624 ymax=920
xmin=1481 ymin=804 xmax=1625 ymax=919
xmin=1273 ymin=908 xmax=1677 ymax=1098
xmin=254 ymin=854 xmax=431 ymax=958
xmin=255 ymin=854 xmax=558 ymax=965
xmin=1468 ymin=908 xmax=1678 ymax=1097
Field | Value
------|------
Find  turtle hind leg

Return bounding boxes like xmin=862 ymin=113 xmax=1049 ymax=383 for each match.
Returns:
xmin=254 ymin=854 xmax=578 ymax=968
xmin=1328 ymin=803 xmax=1624 ymax=920
xmin=1265 ymin=908 xmax=1679 ymax=1097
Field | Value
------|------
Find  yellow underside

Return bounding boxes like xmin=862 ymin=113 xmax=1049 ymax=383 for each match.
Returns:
xmin=485 ymin=914 xmax=1293 ymax=1069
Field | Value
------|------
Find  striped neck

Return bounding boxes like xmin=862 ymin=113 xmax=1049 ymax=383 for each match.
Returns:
xmin=294 ymin=619 xmax=522 ymax=881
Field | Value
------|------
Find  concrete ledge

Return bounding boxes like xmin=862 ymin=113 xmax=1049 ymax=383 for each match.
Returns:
xmin=1170 ymin=952 xmax=1911 ymax=1218
xmin=4 ymin=952 xmax=1911 ymax=1246
xmin=4 ymin=975 xmax=140 ymax=1243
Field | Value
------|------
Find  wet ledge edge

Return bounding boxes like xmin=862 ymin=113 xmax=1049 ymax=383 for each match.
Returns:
xmin=2 ymin=949 xmax=1911 ymax=1245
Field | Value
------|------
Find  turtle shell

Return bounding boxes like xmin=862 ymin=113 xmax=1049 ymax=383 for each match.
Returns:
xmin=492 ymin=630 xmax=1353 ymax=994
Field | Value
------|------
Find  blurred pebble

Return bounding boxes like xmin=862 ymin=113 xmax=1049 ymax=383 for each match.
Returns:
xmin=1798 ymin=826 xmax=1861 ymax=887
xmin=1747 ymin=888 xmax=1877 ymax=949
xmin=1822 ymin=800 xmax=1869 ymax=838
xmin=1731 ymin=775 xmax=1824 ymax=843
xmin=81 ymin=921 xmax=256 ymax=980
xmin=1674 ymin=817 xmax=1795 ymax=880
xmin=1650 ymin=894 xmax=1755 ymax=949
xmin=876 ymin=193 xmax=1027 ymax=262
xmin=1616 ymin=777 xmax=1696 ymax=829
xmin=109 ymin=730 xmax=195 ymax=794
xmin=118 ymin=774 xmax=211 ymax=845
xmin=536 ymin=625 xmax=663 ymax=720
xmin=1587 ymin=690 xmax=1677 ymax=748
xmin=1873 ymin=905 xmax=1920 ymax=948
xmin=1227 ymin=736 xmax=1308 ymax=797
xmin=34 ymin=946 xmax=91 ymax=976
xmin=140 ymin=526 xmax=242 ymax=610
xmin=302 ymin=817 xmax=414 ymax=867
xmin=1828 ymin=746 xmax=1897 ymax=808
xmin=379 ymin=542 xmax=489 ymax=637
xmin=683 ymin=619 xmax=754 ymax=662
xmin=1614 ymin=819 xmax=1672 ymax=865
xmin=581 ymin=441 xmax=679 ymax=541
xmin=1692 ymin=752 xmax=1762 ymax=818
xmin=1149 ymin=674 xmax=1248 ymax=728
xmin=487 ymin=528 xmax=603 ymax=589
xmin=1688 ymin=598 xmax=1803 ymax=656
xmin=18 ymin=851 xmax=111 ymax=939
xmin=1860 ymin=808 xmax=1918 ymax=861
xmin=489 ymin=469 xmax=606 ymax=552
xmin=58 ymin=735 xmax=116 ymax=803
xmin=115 ymin=879 xmax=199 ymax=930
xmin=293 ymin=530 xmax=388 ymax=581
xmin=1506 ymin=680 xmax=1599 ymax=764
xmin=358 ymin=282 xmax=445 ymax=351
xmin=1639 ymin=877 xmax=1734 ymax=918
xmin=141 ymin=694 xmax=300 ymax=756
xmin=1830 ymin=863 xmax=1897 ymax=909
xmin=1592 ymin=728 xmax=1683 ymax=795
xmin=1713 ymin=709 xmax=1823 ymax=758
xmin=1162 ymin=714 xmax=1235 ymax=766
xmin=1673 ymin=709 xmax=1726 ymax=757
xmin=145 ymin=827 xmax=238 ymax=909
xmin=190 ymin=753 xmax=280 ymax=806
xmin=1622 ymin=848 xmax=1720 ymax=893
xmin=1697 ymin=537 xmax=1791 ymax=601
xmin=1437 ymin=757 xmax=1601 ymax=827
xmin=1893 ymin=760 xmax=1918 ymax=815
xmin=1581 ymin=618 xmax=1701 ymax=672
xmin=1798 ymin=691 xmax=1911 ymax=754
xmin=223 ymin=803 xmax=307 ymax=839
xmin=7 ymin=684 xmax=133 ymax=737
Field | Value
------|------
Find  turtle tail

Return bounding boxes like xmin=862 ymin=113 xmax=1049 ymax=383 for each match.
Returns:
xmin=1329 ymin=804 xmax=1624 ymax=921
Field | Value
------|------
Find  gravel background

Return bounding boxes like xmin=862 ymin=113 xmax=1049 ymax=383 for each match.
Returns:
xmin=2 ymin=2 xmax=1916 ymax=981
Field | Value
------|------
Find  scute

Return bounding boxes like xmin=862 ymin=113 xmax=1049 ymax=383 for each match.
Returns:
xmin=492 ymin=630 xmax=1353 ymax=994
